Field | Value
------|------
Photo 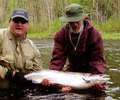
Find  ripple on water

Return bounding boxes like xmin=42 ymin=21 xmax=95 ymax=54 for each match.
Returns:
xmin=27 ymin=93 xmax=99 ymax=100
xmin=109 ymin=68 xmax=120 ymax=72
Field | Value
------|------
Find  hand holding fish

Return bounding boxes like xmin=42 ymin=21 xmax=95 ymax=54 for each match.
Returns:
xmin=41 ymin=78 xmax=73 ymax=92
xmin=92 ymin=82 xmax=106 ymax=90
xmin=41 ymin=78 xmax=52 ymax=86
xmin=60 ymin=86 xmax=72 ymax=92
xmin=59 ymin=82 xmax=106 ymax=92
xmin=5 ymin=70 xmax=34 ymax=85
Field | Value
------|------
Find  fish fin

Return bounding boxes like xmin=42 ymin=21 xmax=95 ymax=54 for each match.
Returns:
xmin=82 ymin=77 xmax=90 ymax=83
xmin=32 ymin=79 xmax=43 ymax=84
xmin=82 ymin=73 xmax=91 ymax=83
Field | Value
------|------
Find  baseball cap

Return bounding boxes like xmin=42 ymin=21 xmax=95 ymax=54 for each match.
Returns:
xmin=11 ymin=9 xmax=28 ymax=21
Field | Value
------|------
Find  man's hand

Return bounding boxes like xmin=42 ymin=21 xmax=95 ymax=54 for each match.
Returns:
xmin=5 ymin=70 xmax=33 ymax=85
xmin=92 ymin=82 xmax=106 ymax=90
xmin=12 ymin=72 xmax=32 ymax=85
xmin=59 ymin=86 xmax=72 ymax=92
xmin=41 ymin=78 xmax=52 ymax=86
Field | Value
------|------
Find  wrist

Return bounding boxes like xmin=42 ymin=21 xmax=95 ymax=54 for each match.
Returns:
xmin=12 ymin=71 xmax=16 ymax=78
xmin=5 ymin=70 xmax=13 ymax=79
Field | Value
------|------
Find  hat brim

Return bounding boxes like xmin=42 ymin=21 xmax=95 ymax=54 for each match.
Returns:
xmin=59 ymin=13 xmax=89 ymax=22
xmin=11 ymin=15 xmax=28 ymax=21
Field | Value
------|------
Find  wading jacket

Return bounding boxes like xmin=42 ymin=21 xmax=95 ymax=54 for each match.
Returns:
xmin=49 ymin=18 xmax=106 ymax=74
xmin=0 ymin=27 xmax=43 ymax=79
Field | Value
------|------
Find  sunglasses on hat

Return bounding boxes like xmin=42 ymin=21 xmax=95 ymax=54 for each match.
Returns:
xmin=12 ymin=18 xmax=28 ymax=24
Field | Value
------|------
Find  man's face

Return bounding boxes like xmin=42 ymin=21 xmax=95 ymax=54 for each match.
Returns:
xmin=9 ymin=17 xmax=28 ymax=39
xmin=69 ymin=20 xmax=83 ymax=33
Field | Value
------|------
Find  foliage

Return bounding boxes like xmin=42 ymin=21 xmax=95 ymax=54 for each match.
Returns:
xmin=0 ymin=0 xmax=120 ymax=39
xmin=101 ymin=20 xmax=120 ymax=33
xmin=93 ymin=16 xmax=120 ymax=33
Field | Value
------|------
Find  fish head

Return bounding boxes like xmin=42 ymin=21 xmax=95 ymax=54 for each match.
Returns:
xmin=82 ymin=74 xmax=110 ymax=84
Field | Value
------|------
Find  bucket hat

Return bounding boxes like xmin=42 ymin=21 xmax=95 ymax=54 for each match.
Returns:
xmin=59 ymin=4 xmax=89 ymax=22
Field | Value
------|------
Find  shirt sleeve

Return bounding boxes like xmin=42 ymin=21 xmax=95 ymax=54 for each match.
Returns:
xmin=87 ymin=28 xmax=106 ymax=74
xmin=49 ymin=30 xmax=67 ymax=70
xmin=0 ymin=32 xmax=9 ymax=79
xmin=28 ymin=40 xmax=43 ymax=71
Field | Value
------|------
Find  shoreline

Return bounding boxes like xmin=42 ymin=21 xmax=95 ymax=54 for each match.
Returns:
xmin=28 ymin=32 xmax=120 ymax=40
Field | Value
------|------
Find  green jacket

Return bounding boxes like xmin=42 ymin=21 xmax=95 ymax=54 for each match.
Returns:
xmin=0 ymin=27 xmax=43 ymax=79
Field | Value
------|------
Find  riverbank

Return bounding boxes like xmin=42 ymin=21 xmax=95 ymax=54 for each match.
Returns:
xmin=28 ymin=32 xmax=120 ymax=40
xmin=102 ymin=32 xmax=120 ymax=40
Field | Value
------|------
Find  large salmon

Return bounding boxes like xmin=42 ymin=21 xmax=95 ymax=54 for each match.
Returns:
xmin=25 ymin=69 xmax=110 ymax=89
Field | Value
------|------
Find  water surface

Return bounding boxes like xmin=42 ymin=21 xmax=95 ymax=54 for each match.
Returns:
xmin=0 ymin=39 xmax=120 ymax=100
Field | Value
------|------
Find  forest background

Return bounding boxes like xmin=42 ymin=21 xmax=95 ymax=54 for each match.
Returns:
xmin=0 ymin=0 xmax=120 ymax=39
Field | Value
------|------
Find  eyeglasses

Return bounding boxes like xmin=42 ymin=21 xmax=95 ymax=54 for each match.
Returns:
xmin=12 ymin=18 xmax=28 ymax=24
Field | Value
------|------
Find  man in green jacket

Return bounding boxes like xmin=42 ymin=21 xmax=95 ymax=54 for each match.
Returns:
xmin=0 ymin=9 xmax=43 ymax=86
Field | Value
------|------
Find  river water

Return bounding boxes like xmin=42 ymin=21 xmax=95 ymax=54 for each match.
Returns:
xmin=0 ymin=39 xmax=120 ymax=100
